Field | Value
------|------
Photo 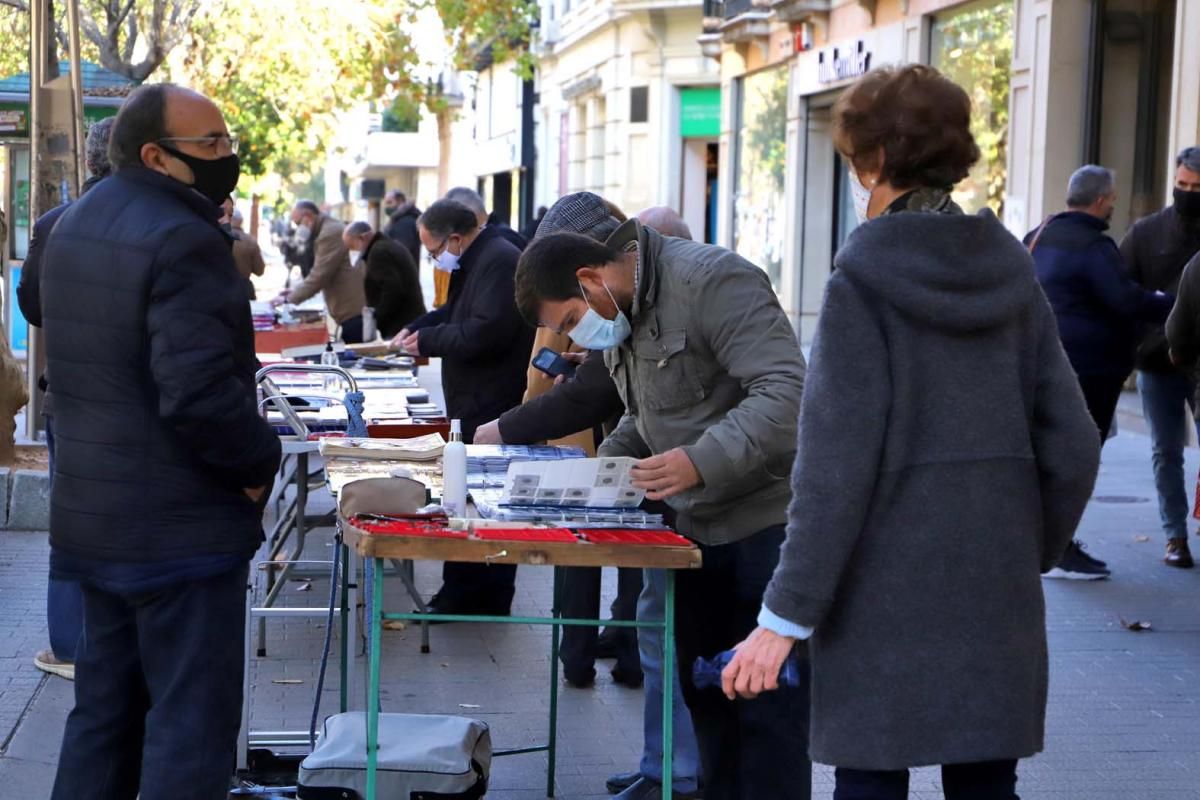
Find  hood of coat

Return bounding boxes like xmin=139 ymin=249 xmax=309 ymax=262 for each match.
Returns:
xmin=835 ymin=209 xmax=1040 ymax=332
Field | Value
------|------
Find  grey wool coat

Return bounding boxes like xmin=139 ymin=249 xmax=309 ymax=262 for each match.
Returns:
xmin=763 ymin=208 xmax=1101 ymax=770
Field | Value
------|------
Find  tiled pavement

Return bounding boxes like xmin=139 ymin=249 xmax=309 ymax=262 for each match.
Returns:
xmin=2 ymin=414 xmax=1200 ymax=798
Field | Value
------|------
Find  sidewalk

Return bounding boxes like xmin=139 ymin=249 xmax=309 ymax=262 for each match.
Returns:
xmin=1 ymin=429 xmax=1199 ymax=798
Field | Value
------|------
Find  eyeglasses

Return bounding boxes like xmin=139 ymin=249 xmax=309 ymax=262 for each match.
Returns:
xmin=158 ymin=135 xmax=239 ymax=155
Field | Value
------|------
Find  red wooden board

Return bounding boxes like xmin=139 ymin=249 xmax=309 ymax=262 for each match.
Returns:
xmin=576 ymin=529 xmax=692 ymax=547
xmin=474 ymin=528 xmax=579 ymax=543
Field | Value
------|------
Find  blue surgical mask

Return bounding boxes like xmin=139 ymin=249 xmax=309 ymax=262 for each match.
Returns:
xmin=568 ymin=281 xmax=631 ymax=350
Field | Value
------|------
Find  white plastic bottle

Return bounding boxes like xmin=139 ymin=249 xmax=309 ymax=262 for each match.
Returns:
xmin=441 ymin=419 xmax=468 ymax=517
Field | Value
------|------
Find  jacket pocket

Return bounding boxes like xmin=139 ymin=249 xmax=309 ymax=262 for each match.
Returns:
xmin=633 ymin=329 xmax=705 ymax=411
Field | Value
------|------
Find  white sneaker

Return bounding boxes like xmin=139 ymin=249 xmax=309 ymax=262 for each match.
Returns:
xmin=34 ymin=649 xmax=75 ymax=680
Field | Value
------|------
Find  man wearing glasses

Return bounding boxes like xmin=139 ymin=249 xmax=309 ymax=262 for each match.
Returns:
xmin=41 ymin=84 xmax=281 ymax=799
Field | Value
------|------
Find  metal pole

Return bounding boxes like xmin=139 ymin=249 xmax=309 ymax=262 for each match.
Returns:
xmin=66 ymin=0 xmax=86 ymax=187
xmin=24 ymin=0 xmax=49 ymax=442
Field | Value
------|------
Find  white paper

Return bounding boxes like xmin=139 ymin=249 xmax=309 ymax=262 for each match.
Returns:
xmin=500 ymin=457 xmax=645 ymax=508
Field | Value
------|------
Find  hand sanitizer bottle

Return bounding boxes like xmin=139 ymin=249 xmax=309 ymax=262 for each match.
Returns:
xmin=442 ymin=420 xmax=467 ymax=517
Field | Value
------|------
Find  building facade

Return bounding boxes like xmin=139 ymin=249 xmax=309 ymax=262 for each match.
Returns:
xmin=706 ymin=0 xmax=1199 ymax=340
xmin=537 ymin=0 xmax=723 ymax=241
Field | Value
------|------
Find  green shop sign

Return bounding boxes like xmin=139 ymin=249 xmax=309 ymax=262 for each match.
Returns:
xmin=680 ymin=87 xmax=721 ymax=138
xmin=0 ymin=101 xmax=118 ymax=138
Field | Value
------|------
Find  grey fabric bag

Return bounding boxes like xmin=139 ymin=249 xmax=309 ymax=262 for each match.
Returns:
xmin=298 ymin=712 xmax=491 ymax=800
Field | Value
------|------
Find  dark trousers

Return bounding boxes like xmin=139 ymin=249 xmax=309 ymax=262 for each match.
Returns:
xmin=340 ymin=314 xmax=366 ymax=344
xmin=559 ymin=566 xmax=643 ymax=681
xmin=833 ymin=760 xmax=1019 ymax=800
xmin=45 ymin=415 xmax=84 ymax=662
xmin=675 ymin=525 xmax=811 ymax=800
xmin=438 ymin=562 xmax=517 ymax=612
xmin=1076 ymin=373 xmax=1125 ymax=442
xmin=51 ymin=564 xmax=250 ymax=800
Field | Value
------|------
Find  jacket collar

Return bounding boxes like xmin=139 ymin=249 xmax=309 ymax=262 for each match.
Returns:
xmin=605 ymin=218 xmax=658 ymax=319
xmin=457 ymin=224 xmax=501 ymax=274
xmin=114 ymin=166 xmax=222 ymax=229
xmin=364 ymin=232 xmax=385 ymax=258
xmin=1058 ymin=210 xmax=1110 ymax=231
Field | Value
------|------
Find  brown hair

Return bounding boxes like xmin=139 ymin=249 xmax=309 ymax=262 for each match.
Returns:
xmin=833 ymin=64 xmax=980 ymax=191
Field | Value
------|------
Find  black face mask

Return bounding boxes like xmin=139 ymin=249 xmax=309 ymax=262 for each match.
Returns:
xmin=160 ymin=144 xmax=241 ymax=208
xmin=1174 ymin=187 xmax=1200 ymax=219
xmin=384 ymin=204 xmax=398 ymax=216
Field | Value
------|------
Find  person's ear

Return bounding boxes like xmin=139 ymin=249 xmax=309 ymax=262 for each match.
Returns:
xmin=141 ymin=142 xmax=174 ymax=176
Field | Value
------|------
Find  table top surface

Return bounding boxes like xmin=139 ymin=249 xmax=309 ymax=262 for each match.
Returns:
xmin=341 ymin=515 xmax=702 ymax=570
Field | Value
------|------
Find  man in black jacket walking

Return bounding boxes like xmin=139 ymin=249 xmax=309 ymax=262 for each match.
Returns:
xmin=1121 ymin=147 xmax=1200 ymax=568
xmin=42 ymin=84 xmax=282 ymax=800
xmin=391 ymin=199 xmax=534 ymax=616
xmin=1028 ymin=165 xmax=1173 ymax=579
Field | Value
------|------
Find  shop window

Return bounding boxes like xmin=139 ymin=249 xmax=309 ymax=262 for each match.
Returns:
xmin=733 ymin=64 xmax=789 ymax=290
xmin=630 ymin=86 xmax=649 ymax=124
xmin=930 ymin=0 xmax=1014 ymax=217
xmin=833 ymin=154 xmax=858 ymax=259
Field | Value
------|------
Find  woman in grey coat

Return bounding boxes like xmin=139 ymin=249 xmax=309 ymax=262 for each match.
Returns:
xmin=722 ymin=65 xmax=1101 ymax=799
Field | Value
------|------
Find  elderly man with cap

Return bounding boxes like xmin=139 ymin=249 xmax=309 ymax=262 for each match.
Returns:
xmin=514 ymin=192 xmax=810 ymax=800
xmin=21 ymin=116 xmax=116 ymax=683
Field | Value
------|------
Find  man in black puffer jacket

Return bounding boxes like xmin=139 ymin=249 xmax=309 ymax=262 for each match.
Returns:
xmin=41 ymin=84 xmax=281 ymax=800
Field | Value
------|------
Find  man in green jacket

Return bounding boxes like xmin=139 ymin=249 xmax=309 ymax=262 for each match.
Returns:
xmin=514 ymin=201 xmax=809 ymax=800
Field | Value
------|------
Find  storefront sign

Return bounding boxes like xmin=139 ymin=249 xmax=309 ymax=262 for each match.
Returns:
xmin=0 ymin=108 xmax=26 ymax=134
xmin=817 ymin=41 xmax=872 ymax=85
xmin=680 ymin=87 xmax=721 ymax=138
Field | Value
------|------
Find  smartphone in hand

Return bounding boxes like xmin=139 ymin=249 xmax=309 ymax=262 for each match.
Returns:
xmin=531 ymin=347 xmax=578 ymax=379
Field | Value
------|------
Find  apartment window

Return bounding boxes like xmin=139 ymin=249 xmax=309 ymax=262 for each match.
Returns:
xmin=630 ymin=86 xmax=649 ymax=123
xmin=733 ymin=65 xmax=789 ymax=290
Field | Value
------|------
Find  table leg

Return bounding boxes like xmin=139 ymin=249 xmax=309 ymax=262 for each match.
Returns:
xmin=663 ymin=569 xmax=675 ymax=795
xmin=339 ymin=539 xmax=349 ymax=714
xmin=547 ymin=567 xmax=562 ymax=798
xmin=366 ymin=556 xmax=383 ymax=800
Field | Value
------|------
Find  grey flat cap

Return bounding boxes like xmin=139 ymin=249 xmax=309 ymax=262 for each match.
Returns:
xmin=535 ymin=192 xmax=621 ymax=241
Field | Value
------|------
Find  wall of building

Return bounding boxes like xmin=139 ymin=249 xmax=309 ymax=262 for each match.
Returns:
xmin=536 ymin=0 xmax=719 ymax=219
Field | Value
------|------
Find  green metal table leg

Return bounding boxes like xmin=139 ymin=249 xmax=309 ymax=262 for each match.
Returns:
xmin=547 ymin=567 xmax=562 ymax=797
xmin=366 ymin=557 xmax=384 ymax=800
xmin=662 ymin=568 xmax=676 ymax=794
xmin=339 ymin=541 xmax=349 ymax=714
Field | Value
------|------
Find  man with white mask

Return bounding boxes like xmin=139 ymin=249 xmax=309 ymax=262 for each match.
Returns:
xmin=514 ymin=205 xmax=810 ymax=800
xmin=271 ymin=199 xmax=367 ymax=342
xmin=389 ymin=198 xmax=534 ymax=617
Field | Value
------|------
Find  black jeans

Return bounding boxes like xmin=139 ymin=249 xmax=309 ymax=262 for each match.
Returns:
xmin=559 ymin=566 xmax=643 ymax=681
xmin=51 ymin=564 xmax=250 ymax=800
xmin=675 ymin=524 xmax=811 ymax=800
xmin=834 ymin=760 xmax=1019 ymax=800
xmin=438 ymin=562 xmax=517 ymax=612
xmin=1076 ymin=373 xmax=1125 ymax=442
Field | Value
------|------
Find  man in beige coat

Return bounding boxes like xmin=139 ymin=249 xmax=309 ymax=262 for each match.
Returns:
xmin=272 ymin=200 xmax=367 ymax=342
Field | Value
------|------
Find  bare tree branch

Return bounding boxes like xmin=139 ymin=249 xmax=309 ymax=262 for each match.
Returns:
xmin=0 ymin=1 xmax=30 ymax=11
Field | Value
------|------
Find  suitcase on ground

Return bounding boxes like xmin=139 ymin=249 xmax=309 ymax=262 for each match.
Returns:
xmin=297 ymin=712 xmax=491 ymax=800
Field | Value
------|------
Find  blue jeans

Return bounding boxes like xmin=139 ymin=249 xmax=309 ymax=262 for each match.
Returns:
xmin=1137 ymin=371 xmax=1200 ymax=540
xmin=45 ymin=415 xmax=84 ymax=661
xmin=638 ymin=568 xmax=701 ymax=793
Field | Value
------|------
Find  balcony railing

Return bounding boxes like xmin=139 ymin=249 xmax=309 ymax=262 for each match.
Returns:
xmin=703 ymin=0 xmax=755 ymax=18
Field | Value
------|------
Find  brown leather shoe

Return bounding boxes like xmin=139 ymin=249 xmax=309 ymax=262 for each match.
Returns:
xmin=1165 ymin=538 xmax=1194 ymax=569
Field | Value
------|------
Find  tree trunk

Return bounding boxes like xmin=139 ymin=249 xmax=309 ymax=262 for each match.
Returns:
xmin=436 ymin=107 xmax=453 ymax=196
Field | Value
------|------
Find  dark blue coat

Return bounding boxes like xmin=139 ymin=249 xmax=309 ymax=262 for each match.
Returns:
xmin=41 ymin=167 xmax=281 ymax=563
xmin=1028 ymin=212 xmax=1172 ymax=376
xmin=406 ymin=225 xmax=534 ymax=441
